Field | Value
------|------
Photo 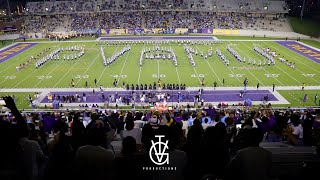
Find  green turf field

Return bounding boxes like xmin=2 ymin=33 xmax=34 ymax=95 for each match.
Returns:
xmin=0 ymin=40 xmax=319 ymax=89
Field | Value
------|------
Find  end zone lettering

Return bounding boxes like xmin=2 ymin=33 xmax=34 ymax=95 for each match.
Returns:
xmin=0 ymin=43 xmax=38 ymax=63
xmin=276 ymin=41 xmax=320 ymax=64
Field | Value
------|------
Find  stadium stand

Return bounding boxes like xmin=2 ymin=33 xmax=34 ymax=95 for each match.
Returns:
xmin=22 ymin=0 xmax=291 ymax=35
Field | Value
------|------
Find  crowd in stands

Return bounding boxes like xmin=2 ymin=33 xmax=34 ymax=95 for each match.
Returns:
xmin=1 ymin=96 xmax=320 ymax=180
xmin=172 ymin=12 xmax=192 ymax=29
xmin=193 ymin=12 xmax=215 ymax=29
xmin=22 ymin=0 xmax=290 ymax=34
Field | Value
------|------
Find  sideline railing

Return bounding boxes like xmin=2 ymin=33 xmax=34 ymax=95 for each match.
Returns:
xmin=1 ymin=106 xmax=319 ymax=115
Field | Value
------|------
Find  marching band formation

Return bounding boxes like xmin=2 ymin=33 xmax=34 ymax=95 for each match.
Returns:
xmin=254 ymin=46 xmax=275 ymax=66
xmin=216 ymin=48 xmax=230 ymax=66
xmin=103 ymin=45 xmax=131 ymax=66
xmin=140 ymin=45 xmax=178 ymax=67
xmin=227 ymin=44 xmax=242 ymax=63
xmin=184 ymin=45 xmax=196 ymax=67
xmin=35 ymin=45 xmax=85 ymax=69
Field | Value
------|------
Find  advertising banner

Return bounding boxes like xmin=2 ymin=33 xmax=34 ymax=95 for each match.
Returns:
xmin=212 ymin=29 xmax=239 ymax=35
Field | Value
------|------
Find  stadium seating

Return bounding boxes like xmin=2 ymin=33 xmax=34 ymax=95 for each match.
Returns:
xmin=22 ymin=0 xmax=291 ymax=34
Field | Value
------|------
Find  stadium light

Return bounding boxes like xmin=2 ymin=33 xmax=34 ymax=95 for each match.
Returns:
xmin=45 ymin=7 xmax=48 ymax=11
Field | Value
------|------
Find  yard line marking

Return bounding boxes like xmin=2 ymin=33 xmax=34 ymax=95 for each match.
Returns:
xmin=13 ymin=42 xmax=65 ymax=88
xmin=0 ymin=44 xmax=52 ymax=85
xmin=228 ymin=41 xmax=265 ymax=86
xmin=137 ymin=44 xmax=145 ymax=85
xmin=237 ymin=41 xmax=285 ymax=86
xmin=0 ymin=43 xmax=42 ymax=74
xmin=261 ymin=42 xmax=320 ymax=84
xmin=138 ymin=67 xmax=142 ymax=84
xmin=74 ymin=50 xmax=101 ymax=87
xmin=265 ymin=41 xmax=320 ymax=73
xmin=14 ymin=59 xmax=64 ymax=88
xmin=216 ymin=44 xmax=242 ymax=84
xmin=253 ymin=43 xmax=301 ymax=84
xmin=175 ymin=67 xmax=181 ymax=84
xmin=117 ymin=48 xmax=131 ymax=85
xmin=97 ymin=46 xmax=120 ymax=84
xmin=195 ymin=45 xmax=221 ymax=83
xmin=52 ymin=43 xmax=96 ymax=88
xmin=157 ymin=59 xmax=160 ymax=80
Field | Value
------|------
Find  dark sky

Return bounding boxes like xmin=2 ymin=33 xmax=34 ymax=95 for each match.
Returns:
xmin=0 ymin=0 xmax=27 ymax=10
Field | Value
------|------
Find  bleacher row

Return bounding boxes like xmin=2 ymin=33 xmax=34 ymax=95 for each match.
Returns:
xmin=25 ymin=0 xmax=288 ymax=14
xmin=22 ymin=12 xmax=291 ymax=34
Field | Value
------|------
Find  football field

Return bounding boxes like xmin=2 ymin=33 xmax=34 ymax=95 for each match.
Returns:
xmin=0 ymin=38 xmax=320 ymax=88
xmin=0 ymin=36 xmax=319 ymax=109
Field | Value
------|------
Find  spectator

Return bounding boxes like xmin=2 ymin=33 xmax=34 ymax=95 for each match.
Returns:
xmin=74 ymin=124 xmax=114 ymax=180
xmin=120 ymin=119 xmax=142 ymax=145
xmin=226 ymin=128 xmax=272 ymax=180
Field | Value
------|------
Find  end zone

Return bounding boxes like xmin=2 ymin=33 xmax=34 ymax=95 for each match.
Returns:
xmin=0 ymin=43 xmax=38 ymax=63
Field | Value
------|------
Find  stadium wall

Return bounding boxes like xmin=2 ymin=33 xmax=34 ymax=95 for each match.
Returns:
xmin=100 ymin=28 xmax=311 ymax=39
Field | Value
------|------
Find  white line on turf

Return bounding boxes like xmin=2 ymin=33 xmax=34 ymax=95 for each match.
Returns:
xmin=195 ymin=45 xmax=221 ymax=84
xmin=175 ymin=67 xmax=181 ymax=84
xmin=13 ymin=42 xmax=65 ymax=88
xmin=192 ymin=67 xmax=201 ymax=84
xmin=137 ymin=43 xmax=145 ymax=85
xmin=74 ymin=49 xmax=101 ymax=87
xmin=117 ymin=47 xmax=131 ymax=85
xmin=52 ymin=43 xmax=96 ymax=88
xmin=216 ymin=43 xmax=242 ymax=84
xmin=253 ymin=43 xmax=301 ymax=85
xmin=228 ymin=42 xmax=265 ymax=86
xmin=138 ymin=67 xmax=142 ymax=84
xmin=157 ymin=59 xmax=160 ymax=80
xmin=237 ymin=41 xmax=285 ymax=86
xmin=0 ymin=44 xmax=48 ymax=85
xmin=0 ymin=43 xmax=41 ymax=74
xmin=97 ymin=46 xmax=120 ymax=84
xmin=261 ymin=41 xmax=320 ymax=84
xmin=1 ymin=86 xmax=319 ymax=92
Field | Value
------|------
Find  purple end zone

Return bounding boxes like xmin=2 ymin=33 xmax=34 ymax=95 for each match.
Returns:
xmin=276 ymin=41 xmax=320 ymax=64
xmin=100 ymin=36 xmax=215 ymax=41
xmin=0 ymin=43 xmax=38 ymax=63
xmin=41 ymin=90 xmax=278 ymax=104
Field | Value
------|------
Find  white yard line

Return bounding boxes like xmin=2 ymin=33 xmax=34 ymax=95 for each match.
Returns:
xmin=0 ymin=44 xmax=40 ymax=74
xmin=195 ymin=45 xmax=221 ymax=83
xmin=216 ymin=44 xmax=242 ymax=84
xmin=222 ymin=42 xmax=264 ymax=86
xmin=237 ymin=41 xmax=285 ymax=86
xmin=117 ymin=49 xmax=131 ymax=84
xmin=157 ymin=59 xmax=160 ymax=79
xmin=192 ymin=67 xmax=202 ymax=84
xmin=74 ymin=50 xmax=101 ymax=86
xmin=52 ymin=44 xmax=96 ymax=88
xmin=138 ymin=67 xmax=142 ymax=84
xmin=13 ymin=45 xmax=66 ymax=88
xmin=175 ymin=67 xmax=181 ymax=84
xmin=32 ymin=60 xmax=67 ymax=88
xmin=0 ymin=44 xmax=46 ymax=86
xmin=253 ymin=43 xmax=301 ymax=84
xmin=97 ymin=46 xmax=120 ymax=83
xmin=137 ymin=43 xmax=145 ymax=85
xmin=11 ymin=41 xmax=63 ymax=87
xmin=262 ymin=41 xmax=320 ymax=84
